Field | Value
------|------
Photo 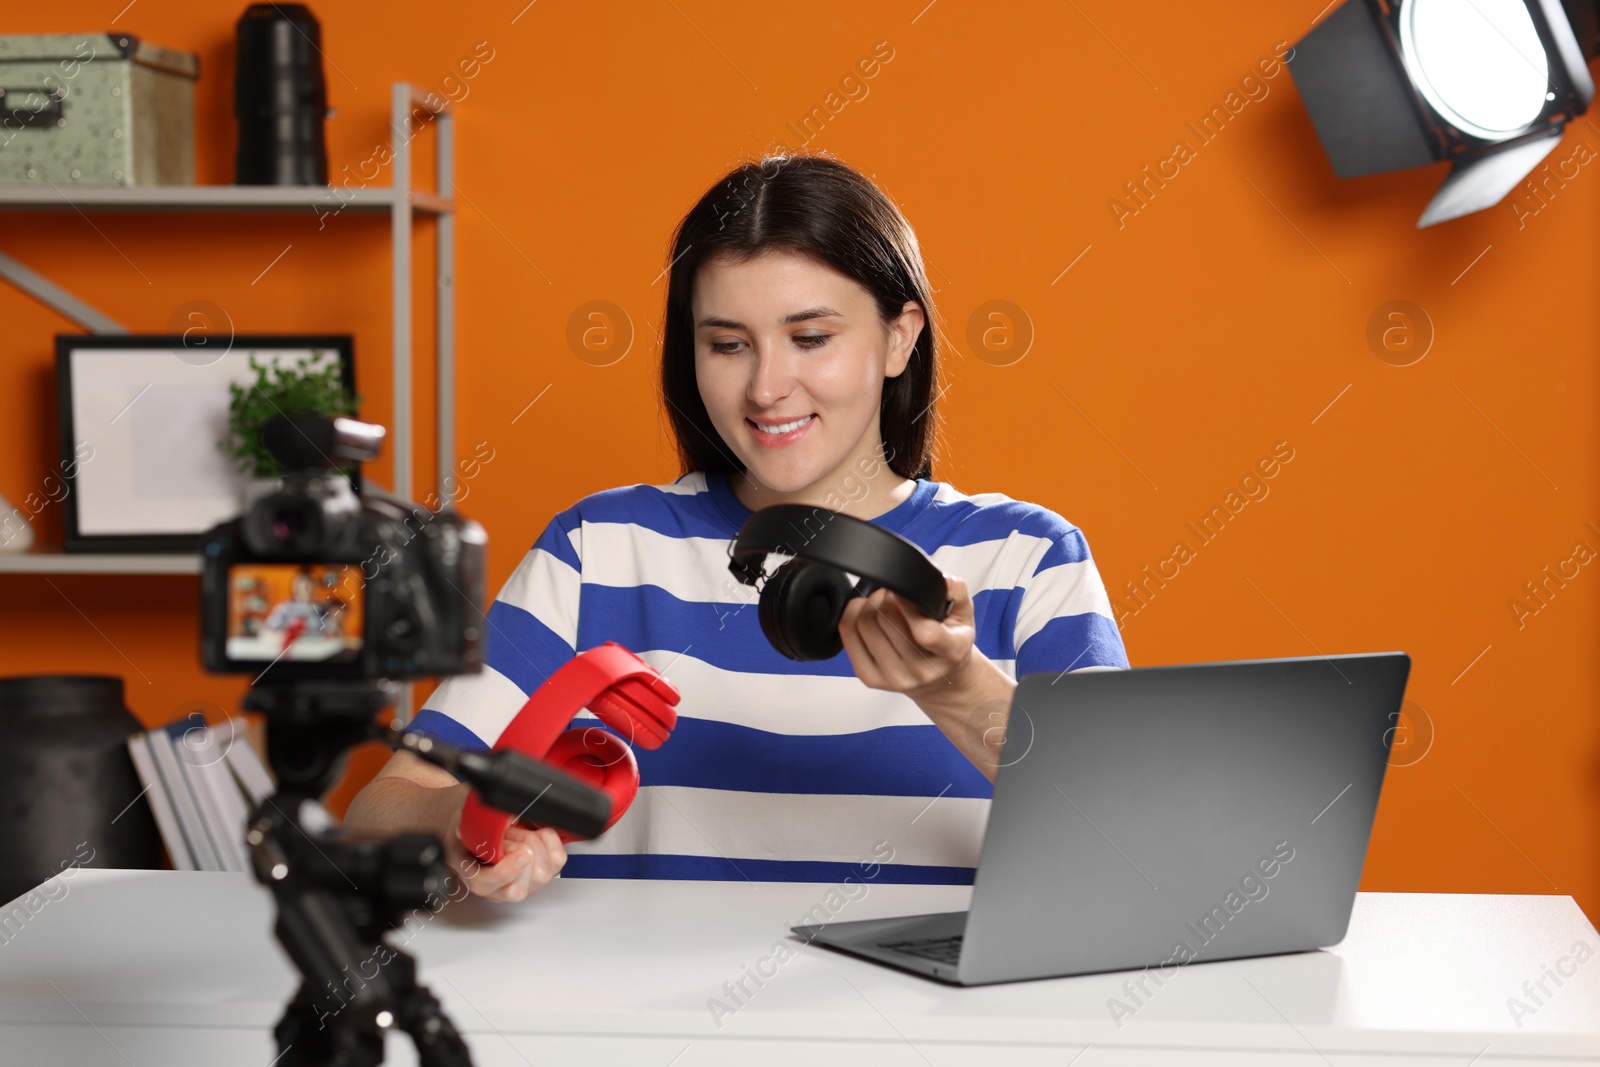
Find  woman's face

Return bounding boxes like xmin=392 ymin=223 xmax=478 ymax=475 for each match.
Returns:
xmin=692 ymin=250 xmax=923 ymax=502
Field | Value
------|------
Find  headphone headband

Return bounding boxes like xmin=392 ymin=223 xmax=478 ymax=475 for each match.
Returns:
xmin=728 ymin=504 xmax=953 ymax=620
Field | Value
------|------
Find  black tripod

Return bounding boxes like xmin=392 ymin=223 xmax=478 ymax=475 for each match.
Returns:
xmin=241 ymin=680 xmax=609 ymax=1067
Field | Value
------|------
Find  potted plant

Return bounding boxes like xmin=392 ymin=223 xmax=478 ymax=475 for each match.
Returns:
xmin=220 ymin=350 xmax=361 ymax=486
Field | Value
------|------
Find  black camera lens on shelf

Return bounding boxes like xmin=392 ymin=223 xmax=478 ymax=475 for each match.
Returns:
xmin=234 ymin=3 xmax=330 ymax=185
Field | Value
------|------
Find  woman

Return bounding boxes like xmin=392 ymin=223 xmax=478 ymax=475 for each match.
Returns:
xmin=345 ymin=154 xmax=1128 ymax=902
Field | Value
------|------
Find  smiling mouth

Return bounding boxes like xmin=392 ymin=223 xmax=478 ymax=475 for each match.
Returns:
xmin=748 ymin=414 xmax=816 ymax=435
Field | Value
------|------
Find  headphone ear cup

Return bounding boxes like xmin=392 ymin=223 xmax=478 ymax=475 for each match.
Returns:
xmin=588 ymin=682 xmax=675 ymax=749
xmin=759 ymin=558 xmax=858 ymax=661
xmin=537 ymin=728 xmax=640 ymax=843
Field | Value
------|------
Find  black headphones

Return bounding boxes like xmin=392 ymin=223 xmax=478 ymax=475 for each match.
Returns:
xmin=728 ymin=505 xmax=954 ymax=661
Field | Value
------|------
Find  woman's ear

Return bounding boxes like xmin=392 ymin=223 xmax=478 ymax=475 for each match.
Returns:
xmin=885 ymin=300 xmax=925 ymax=379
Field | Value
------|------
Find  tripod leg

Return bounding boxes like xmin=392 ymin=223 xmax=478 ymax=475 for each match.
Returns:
xmin=384 ymin=949 xmax=474 ymax=1067
xmin=274 ymin=979 xmax=386 ymax=1067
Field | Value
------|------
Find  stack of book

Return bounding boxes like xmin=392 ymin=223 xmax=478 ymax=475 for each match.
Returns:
xmin=125 ymin=717 xmax=276 ymax=872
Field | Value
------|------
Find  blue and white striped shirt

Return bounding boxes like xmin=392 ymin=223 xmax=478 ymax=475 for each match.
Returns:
xmin=406 ymin=469 xmax=1128 ymax=884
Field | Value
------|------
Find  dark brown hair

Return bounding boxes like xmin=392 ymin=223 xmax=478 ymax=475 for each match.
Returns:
xmin=658 ymin=154 xmax=939 ymax=482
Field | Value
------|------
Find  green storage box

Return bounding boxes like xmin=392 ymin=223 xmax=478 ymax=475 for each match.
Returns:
xmin=0 ymin=33 xmax=198 ymax=185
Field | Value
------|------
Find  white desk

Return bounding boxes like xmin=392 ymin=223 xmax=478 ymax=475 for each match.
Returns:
xmin=0 ymin=870 xmax=1595 ymax=1066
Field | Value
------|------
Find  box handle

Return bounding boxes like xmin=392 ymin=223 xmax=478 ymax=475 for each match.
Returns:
xmin=0 ymin=88 xmax=66 ymax=130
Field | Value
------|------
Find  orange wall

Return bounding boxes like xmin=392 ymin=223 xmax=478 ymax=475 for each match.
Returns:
xmin=1 ymin=2 xmax=1595 ymax=921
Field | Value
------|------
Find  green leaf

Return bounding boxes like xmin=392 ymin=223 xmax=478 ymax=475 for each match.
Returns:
xmin=218 ymin=348 xmax=362 ymax=479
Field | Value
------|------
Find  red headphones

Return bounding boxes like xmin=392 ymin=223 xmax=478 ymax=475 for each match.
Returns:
xmin=457 ymin=641 xmax=681 ymax=864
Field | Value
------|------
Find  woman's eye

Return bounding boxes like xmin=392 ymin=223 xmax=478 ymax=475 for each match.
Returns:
xmin=708 ymin=335 xmax=828 ymax=354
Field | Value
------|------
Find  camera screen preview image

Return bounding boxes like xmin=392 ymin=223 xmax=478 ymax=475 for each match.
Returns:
xmin=226 ymin=563 xmax=364 ymax=664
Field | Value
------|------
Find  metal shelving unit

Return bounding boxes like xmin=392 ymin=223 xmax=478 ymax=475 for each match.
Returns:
xmin=0 ymin=82 xmax=456 ymax=576
xmin=0 ymin=553 xmax=201 ymax=575
xmin=0 ymin=184 xmax=453 ymax=213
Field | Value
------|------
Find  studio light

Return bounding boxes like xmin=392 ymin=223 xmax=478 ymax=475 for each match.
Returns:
xmin=1287 ymin=0 xmax=1599 ymax=226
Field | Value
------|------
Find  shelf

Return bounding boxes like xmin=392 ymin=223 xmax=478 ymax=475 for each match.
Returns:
xmin=0 ymin=552 xmax=201 ymax=575
xmin=0 ymin=184 xmax=453 ymax=215
xmin=0 ymin=83 xmax=456 ymax=506
xmin=1 ymin=82 xmax=451 ymax=718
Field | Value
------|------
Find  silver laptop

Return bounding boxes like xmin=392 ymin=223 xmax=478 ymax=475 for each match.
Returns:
xmin=792 ymin=652 xmax=1411 ymax=985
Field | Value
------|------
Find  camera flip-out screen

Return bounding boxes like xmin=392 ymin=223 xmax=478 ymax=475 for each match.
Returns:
xmin=225 ymin=563 xmax=364 ymax=664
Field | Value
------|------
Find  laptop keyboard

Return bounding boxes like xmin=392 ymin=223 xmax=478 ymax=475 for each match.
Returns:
xmin=877 ymin=934 xmax=964 ymax=965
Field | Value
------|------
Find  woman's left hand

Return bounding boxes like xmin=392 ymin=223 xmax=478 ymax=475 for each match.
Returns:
xmin=837 ymin=574 xmax=975 ymax=702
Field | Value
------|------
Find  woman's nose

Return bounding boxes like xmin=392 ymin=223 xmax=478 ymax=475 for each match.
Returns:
xmin=747 ymin=347 xmax=796 ymax=407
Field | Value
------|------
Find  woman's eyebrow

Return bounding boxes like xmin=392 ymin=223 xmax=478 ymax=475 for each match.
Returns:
xmin=696 ymin=306 xmax=843 ymax=329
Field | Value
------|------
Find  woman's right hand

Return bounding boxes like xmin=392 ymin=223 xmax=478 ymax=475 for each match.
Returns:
xmin=444 ymin=795 xmax=567 ymax=902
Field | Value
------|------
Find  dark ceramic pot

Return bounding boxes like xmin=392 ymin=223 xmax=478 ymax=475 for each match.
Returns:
xmin=0 ymin=675 xmax=161 ymax=905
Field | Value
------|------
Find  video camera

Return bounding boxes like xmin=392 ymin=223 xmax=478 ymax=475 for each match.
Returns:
xmin=199 ymin=414 xmax=486 ymax=682
xmin=195 ymin=413 xmax=609 ymax=1067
